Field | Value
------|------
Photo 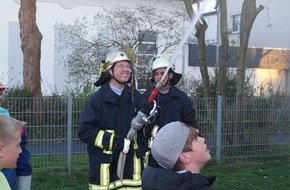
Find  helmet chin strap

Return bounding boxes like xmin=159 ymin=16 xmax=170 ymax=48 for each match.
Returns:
xmin=109 ymin=74 xmax=126 ymax=85
xmin=114 ymin=77 xmax=128 ymax=85
xmin=160 ymin=82 xmax=171 ymax=91
xmin=155 ymin=75 xmax=171 ymax=91
xmin=110 ymin=70 xmax=129 ymax=85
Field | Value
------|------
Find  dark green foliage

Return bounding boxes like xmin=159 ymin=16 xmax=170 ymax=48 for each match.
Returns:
xmin=182 ymin=67 xmax=256 ymax=98
xmin=62 ymin=83 xmax=96 ymax=99
xmin=5 ymin=85 xmax=33 ymax=98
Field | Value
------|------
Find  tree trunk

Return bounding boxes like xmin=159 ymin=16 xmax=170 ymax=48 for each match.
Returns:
xmin=217 ymin=0 xmax=229 ymax=96
xmin=235 ymin=0 xmax=264 ymax=146
xmin=184 ymin=0 xmax=211 ymax=98
xmin=236 ymin=0 xmax=264 ymax=98
xmin=19 ymin=0 xmax=44 ymax=125
xmin=195 ymin=20 xmax=211 ymax=98
xmin=19 ymin=0 xmax=43 ymax=97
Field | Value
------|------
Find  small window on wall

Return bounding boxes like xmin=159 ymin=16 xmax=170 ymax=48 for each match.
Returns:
xmin=137 ymin=31 xmax=157 ymax=55
xmin=136 ymin=31 xmax=157 ymax=90
xmin=232 ymin=14 xmax=240 ymax=33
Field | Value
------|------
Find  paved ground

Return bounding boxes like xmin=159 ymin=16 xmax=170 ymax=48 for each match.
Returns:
xmin=26 ymin=133 xmax=290 ymax=156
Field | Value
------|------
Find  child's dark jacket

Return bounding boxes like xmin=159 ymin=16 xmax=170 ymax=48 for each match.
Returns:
xmin=142 ymin=166 xmax=215 ymax=190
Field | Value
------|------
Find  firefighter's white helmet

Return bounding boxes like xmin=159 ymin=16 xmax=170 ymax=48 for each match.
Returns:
xmin=149 ymin=56 xmax=182 ymax=85
xmin=105 ymin=50 xmax=131 ymax=71
xmin=95 ymin=50 xmax=132 ymax=87
xmin=151 ymin=57 xmax=170 ymax=71
xmin=150 ymin=56 xmax=178 ymax=72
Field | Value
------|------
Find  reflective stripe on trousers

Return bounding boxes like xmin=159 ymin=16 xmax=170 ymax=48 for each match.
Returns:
xmin=89 ymin=153 xmax=142 ymax=189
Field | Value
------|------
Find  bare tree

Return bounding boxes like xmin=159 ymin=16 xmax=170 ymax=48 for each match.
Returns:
xmin=236 ymin=0 xmax=264 ymax=98
xmin=184 ymin=0 xmax=211 ymax=98
xmin=234 ymin=0 xmax=264 ymax=146
xmin=19 ymin=0 xmax=44 ymax=125
xmin=19 ymin=0 xmax=43 ymax=97
xmin=217 ymin=0 xmax=229 ymax=96
xmin=55 ymin=2 xmax=187 ymax=89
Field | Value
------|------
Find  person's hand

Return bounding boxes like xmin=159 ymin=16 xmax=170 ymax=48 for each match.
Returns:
xmin=122 ymin=138 xmax=131 ymax=154
xmin=151 ymin=125 xmax=159 ymax=138
xmin=140 ymin=101 xmax=155 ymax=116
xmin=114 ymin=136 xmax=131 ymax=153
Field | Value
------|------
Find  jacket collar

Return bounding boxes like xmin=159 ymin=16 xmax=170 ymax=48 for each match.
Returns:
xmin=102 ymin=82 xmax=132 ymax=104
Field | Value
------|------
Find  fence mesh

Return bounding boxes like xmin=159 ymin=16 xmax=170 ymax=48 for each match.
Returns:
xmin=3 ymin=96 xmax=290 ymax=170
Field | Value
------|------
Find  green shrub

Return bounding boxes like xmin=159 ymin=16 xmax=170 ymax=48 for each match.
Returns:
xmin=6 ymin=85 xmax=33 ymax=97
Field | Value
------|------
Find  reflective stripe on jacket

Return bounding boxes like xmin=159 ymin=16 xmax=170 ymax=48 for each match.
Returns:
xmin=78 ymin=82 xmax=145 ymax=188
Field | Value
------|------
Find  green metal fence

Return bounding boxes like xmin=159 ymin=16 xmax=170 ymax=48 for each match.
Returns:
xmin=4 ymin=96 xmax=290 ymax=173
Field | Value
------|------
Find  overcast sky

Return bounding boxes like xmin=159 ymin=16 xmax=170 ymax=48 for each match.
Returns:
xmin=203 ymin=0 xmax=217 ymax=12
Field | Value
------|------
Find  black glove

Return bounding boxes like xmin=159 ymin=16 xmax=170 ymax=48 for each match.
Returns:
xmin=140 ymin=101 xmax=155 ymax=116
xmin=206 ymin=175 xmax=216 ymax=186
xmin=144 ymin=124 xmax=155 ymax=138
xmin=113 ymin=135 xmax=124 ymax=152
xmin=113 ymin=135 xmax=131 ymax=153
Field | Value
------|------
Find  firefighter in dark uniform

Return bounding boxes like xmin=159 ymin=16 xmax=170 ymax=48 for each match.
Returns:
xmin=78 ymin=49 xmax=144 ymax=189
xmin=141 ymin=55 xmax=197 ymax=168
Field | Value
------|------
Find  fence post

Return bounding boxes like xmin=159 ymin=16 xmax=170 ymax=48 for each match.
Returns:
xmin=216 ymin=96 xmax=222 ymax=166
xmin=67 ymin=96 xmax=72 ymax=176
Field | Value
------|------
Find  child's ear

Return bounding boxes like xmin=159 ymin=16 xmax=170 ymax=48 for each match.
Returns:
xmin=179 ymin=152 xmax=191 ymax=164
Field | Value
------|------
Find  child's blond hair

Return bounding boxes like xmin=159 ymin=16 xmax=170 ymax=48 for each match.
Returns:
xmin=0 ymin=115 xmax=26 ymax=144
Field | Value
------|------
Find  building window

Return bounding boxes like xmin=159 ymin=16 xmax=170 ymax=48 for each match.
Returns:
xmin=136 ymin=31 xmax=157 ymax=90
xmin=232 ymin=14 xmax=240 ymax=33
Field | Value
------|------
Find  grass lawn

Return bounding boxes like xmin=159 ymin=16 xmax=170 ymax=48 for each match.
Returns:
xmin=31 ymin=157 xmax=290 ymax=190
xmin=203 ymin=157 xmax=290 ymax=190
xmin=32 ymin=169 xmax=88 ymax=190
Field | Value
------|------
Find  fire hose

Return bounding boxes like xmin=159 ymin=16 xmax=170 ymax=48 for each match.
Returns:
xmin=148 ymin=2 xmax=208 ymax=102
xmin=117 ymin=102 xmax=158 ymax=179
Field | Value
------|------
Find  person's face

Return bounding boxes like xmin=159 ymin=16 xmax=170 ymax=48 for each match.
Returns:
xmin=0 ymin=131 xmax=22 ymax=169
xmin=109 ymin=61 xmax=132 ymax=83
xmin=153 ymin=67 xmax=173 ymax=87
xmin=0 ymin=89 xmax=5 ymax=105
xmin=189 ymin=136 xmax=211 ymax=164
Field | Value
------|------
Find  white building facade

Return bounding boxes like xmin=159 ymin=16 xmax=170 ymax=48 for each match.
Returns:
xmin=1 ymin=0 xmax=289 ymax=95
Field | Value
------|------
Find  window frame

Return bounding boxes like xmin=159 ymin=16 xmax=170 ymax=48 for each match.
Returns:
xmin=231 ymin=14 xmax=241 ymax=33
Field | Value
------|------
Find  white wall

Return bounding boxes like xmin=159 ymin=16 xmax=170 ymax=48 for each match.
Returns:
xmin=0 ymin=0 xmax=184 ymax=95
xmin=227 ymin=0 xmax=290 ymax=49
xmin=1 ymin=0 xmax=289 ymax=95
xmin=182 ymin=0 xmax=290 ymax=96
xmin=0 ymin=1 xmax=19 ymax=88
xmin=1 ymin=0 xmax=107 ymax=94
xmin=226 ymin=0 xmax=290 ymax=95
